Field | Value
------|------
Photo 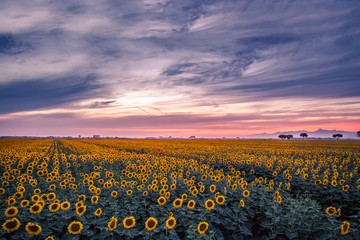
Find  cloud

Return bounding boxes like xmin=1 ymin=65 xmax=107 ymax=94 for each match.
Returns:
xmin=0 ymin=74 xmax=102 ymax=114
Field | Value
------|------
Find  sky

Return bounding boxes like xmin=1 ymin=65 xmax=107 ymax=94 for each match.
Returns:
xmin=0 ymin=0 xmax=359 ymax=138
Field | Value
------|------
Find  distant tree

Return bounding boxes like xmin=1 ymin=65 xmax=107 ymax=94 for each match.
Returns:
xmin=333 ymin=134 xmax=343 ymax=140
xmin=300 ymin=133 xmax=308 ymax=139
xmin=357 ymin=131 xmax=360 ymax=137
xmin=286 ymin=134 xmax=293 ymax=140
xmin=278 ymin=135 xmax=286 ymax=140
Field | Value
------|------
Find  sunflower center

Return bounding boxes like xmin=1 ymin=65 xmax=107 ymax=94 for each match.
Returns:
xmin=148 ymin=220 xmax=155 ymax=228
xmin=32 ymin=205 xmax=40 ymax=211
xmin=6 ymin=221 xmax=17 ymax=228
xmin=126 ymin=219 xmax=133 ymax=226
xmin=71 ymin=224 xmax=80 ymax=231
xmin=207 ymin=202 xmax=213 ymax=207
xmin=29 ymin=226 xmax=39 ymax=232
xmin=169 ymin=219 xmax=174 ymax=226
xmin=199 ymin=224 xmax=206 ymax=231
xmin=175 ymin=200 xmax=181 ymax=205
xmin=8 ymin=209 xmax=15 ymax=214
xmin=110 ymin=220 xmax=116 ymax=228
xmin=51 ymin=205 xmax=58 ymax=210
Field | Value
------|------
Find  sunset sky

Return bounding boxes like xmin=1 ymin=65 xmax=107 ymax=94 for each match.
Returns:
xmin=0 ymin=0 xmax=359 ymax=138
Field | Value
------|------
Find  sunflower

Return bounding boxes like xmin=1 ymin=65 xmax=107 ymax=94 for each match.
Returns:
xmin=127 ymin=190 xmax=132 ymax=196
xmin=0 ymin=188 xmax=5 ymax=195
xmin=166 ymin=217 xmax=176 ymax=229
xmin=29 ymin=204 xmax=42 ymax=214
xmin=277 ymin=196 xmax=282 ymax=204
xmin=25 ymin=222 xmax=42 ymax=235
xmin=8 ymin=198 xmax=16 ymax=205
xmin=31 ymin=195 xmax=40 ymax=203
xmin=91 ymin=195 xmax=99 ymax=204
xmin=49 ymin=202 xmax=60 ymax=213
xmin=123 ymin=216 xmax=136 ymax=229
xmin=216 ymin=195 xmax=225 ymax=205
xmin=61 ymin=201 xmax=71 ymax=210
xmin=342 ymin=185 xmax=349 ymax=192
xmin=45 ymin=236 xmax=54 ymax=240
xmin=76 ymin=205 xmax=86 ymax=216
xmin=197 ymin=222 xmax=208 ymax=234
xmin=341 ymin=221 xmax=350 ymax=235
xmin=210 ymin=185 xmax=216 ymax=193
xmin=187 ymin=200 xmax=196 ymax=209
xmin=240 ymin=199 xmax=245 ymax=207
xmin=326 ymin=207 xmax=337 ymax=216
xmin=145 ymin=217 xmax=158 ymax=231
xmin=315 ymin=179 xmax=321 ymax=185
xmin=34 ymin=189 xmax=41 ymax=195
xmin=47 ymin=192 xmax=56 ymax=201
xmin=243 ymin=190 xmax=250 ymax=198
xmin=20 ymin=200 xmax=29 ymax=208
xmin=143 ymin=191 xmax=148 ymax=196
xmin=205 ymin=199 xmax=215 ymax=210
xmin=173 ymin=198 xmax=182 ymax=208
xmin=14 ymin=192 xmax=23 ymax=199
xmin=5 ymin=206 xmax=18 ymax=217
xmin=338 ymin=208 xmax=341 ymax=216
xmin=181 ymin=193 xmax=188 ymax=201
xmin=95 ymin=208 xmax=102 ymax=216
xmin=339 ymin=179 xmax=345 ymax=185
xmin=108 ymin=217 xmax=118 ymax=231
xmin=165 ymin=192 xmax=171 ymax=199
xmin=75 ymin=201 xmax=83 ymax=208
xmin=2 ymin=218 xmax=20 ymax=233
xmin=68 ymin=221 xmax=83 ymax=234
xmin=49 ymin=184 xmax=56 ymax=191
xmin=169 ymin=212 xmax=173 ymax=218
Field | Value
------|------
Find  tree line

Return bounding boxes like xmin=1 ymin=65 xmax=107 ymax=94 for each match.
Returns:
xmin=278 ymin=131 xmax=360 ymax=140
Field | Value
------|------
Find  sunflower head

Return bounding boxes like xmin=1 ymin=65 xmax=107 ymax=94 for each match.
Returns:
xmin=123 ymin=216 xmax=136 ymax=229
xmin=341 ymin=221 xmax=350 ymax=235
xmin=61 ymin=201 xmax=71 ymax=210
xmin=216 ymin=195 xmax=225 ymax=205
xmin=197 ymin=222 xmax=209 ymax=234
xmin=187 ymin=200 xmax=196 ymax=209
xmin=205 ymin=199 xmax=215 ymax=210
xmin=95 ymin=208 xmax=102 ymax=216
xmin=76 ymin=205 xmax=86 ymax=216
xmin=166 ymin=217 xmax=176 ymax=229
xmin=210 ymin=185 xmax=216 ymax=193
xmin=173 ymin=198 xmax=182 ymax=208
xmin=2 ymin=218 xmax=20 ymax=233
xmin=20 ymin=200 xmax=30 ymax=208
xmin=240 ymin=199 xmax=245 ymax=207
xmin=29 ymin=204 xmax=42 ymax=214
xmin=157 ymin=196 xmax=166 ymax=206
xmin=68 ymin=221 xmax=83 ymax=234
xmin=91 ymin=195 xmax=99 ymax=204
xmin=181 ymin=193 xmax=188 ymax=200
xmin=49 ymin=202 xmax=60 ymax=212
xmin=25 ymin=222 xmax=42 ymax=235
xmin=326 ymin=206 xmax=337 ymax=216
xmin=108 ymin=217 xmax=118 ymax=231
xmin=243 ymin=190 xmax=250 ymax=198
xmin=48 ymin=193 xmax=56 ymax=201
xmin=145 ymin=217 xmax=158 ymax=231
xmin=5 ymin=206 xmax=18 ymax=217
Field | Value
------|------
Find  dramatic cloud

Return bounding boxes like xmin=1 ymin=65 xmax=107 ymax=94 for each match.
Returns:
xmin=0 ymin=0 xmax=359 ymax=137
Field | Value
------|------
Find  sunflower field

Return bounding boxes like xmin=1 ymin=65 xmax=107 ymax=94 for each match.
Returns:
xmin=0 ymin=138 xmax=359 ymax=239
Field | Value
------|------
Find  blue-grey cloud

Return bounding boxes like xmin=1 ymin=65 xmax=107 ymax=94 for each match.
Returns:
xmin=0 ymin=74 xmax=102 ymax=114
